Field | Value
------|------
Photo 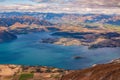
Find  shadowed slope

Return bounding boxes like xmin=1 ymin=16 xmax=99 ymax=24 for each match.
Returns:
xmin=61 ymin=63 xmax=120 ymax=80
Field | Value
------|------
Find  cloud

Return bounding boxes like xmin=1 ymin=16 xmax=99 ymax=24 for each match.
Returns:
xmin=0 ymin=0 xmax=120 ymax=14
xmin=30 ymin=0 xmax=73 ymax=3
xmin=30 ymin=0 xmax=120 ymax=7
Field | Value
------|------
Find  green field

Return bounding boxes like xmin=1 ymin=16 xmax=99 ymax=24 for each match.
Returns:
xmin=19 ymin=73 xmax=33 ymax=80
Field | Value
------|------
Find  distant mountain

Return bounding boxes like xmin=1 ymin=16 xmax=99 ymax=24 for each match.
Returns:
xmin=0 ymin=12 xmax=120 ymax=26
xmin=0 ymin=16 xmax=52 ymax=27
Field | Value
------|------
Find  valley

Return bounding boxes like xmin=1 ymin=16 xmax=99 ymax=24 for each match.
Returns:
xmin=0 ymin=12 xmax=120 ymax=48
xmin=0 ymin=12 xmax=120 ymax=80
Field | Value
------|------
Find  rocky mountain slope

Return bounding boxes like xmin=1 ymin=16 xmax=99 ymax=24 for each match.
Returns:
xmin=0 ymin=30 xmax=17 ymax=43
xmin=61 ymin=58 xmax=120 ymax=80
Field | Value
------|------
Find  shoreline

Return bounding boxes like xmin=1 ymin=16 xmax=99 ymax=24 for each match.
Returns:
xmin=0 ymin=58 xmax=119 ymax=80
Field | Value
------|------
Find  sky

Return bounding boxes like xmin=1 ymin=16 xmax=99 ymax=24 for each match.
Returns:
xmin=0 ymin=0 xmax=120 ymax=14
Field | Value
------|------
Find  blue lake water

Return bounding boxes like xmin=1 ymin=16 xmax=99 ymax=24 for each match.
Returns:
xmin=0 ymin=32 xmax=120 ymax=70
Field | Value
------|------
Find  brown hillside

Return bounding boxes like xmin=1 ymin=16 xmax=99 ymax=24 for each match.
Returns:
xmin=61 ymin=63 xmax=120 ymax=80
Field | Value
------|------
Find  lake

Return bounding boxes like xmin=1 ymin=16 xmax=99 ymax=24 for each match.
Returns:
xmin=0 ymin=32 xmax=120 ymax=70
